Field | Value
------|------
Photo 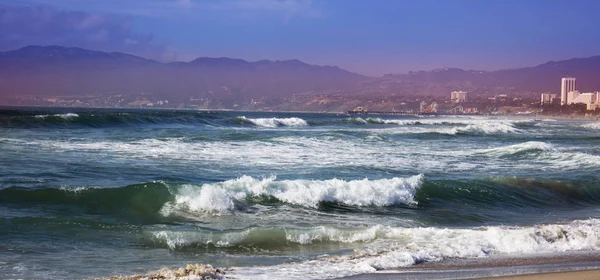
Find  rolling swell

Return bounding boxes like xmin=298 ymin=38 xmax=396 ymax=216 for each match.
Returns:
xmin=0 ymin=110 xmax=222 ymax=128
xmin=0 ymin=183 xmax=172 ymax=222
xmin=3 ymin=176 xmax=600 ymax=222
xmin=417 ymin=177 xmax=600 ymax=210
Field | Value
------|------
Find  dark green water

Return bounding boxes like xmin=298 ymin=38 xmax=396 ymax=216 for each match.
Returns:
xmin=1 ymin=107 xmax=599 ymax=279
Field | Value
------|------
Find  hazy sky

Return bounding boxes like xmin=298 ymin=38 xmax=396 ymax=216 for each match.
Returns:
xmin=1 ymin=0 xmax=599 ymax=76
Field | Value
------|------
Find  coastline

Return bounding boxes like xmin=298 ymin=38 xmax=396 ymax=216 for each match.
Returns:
xmin=2 ymin=105 xmax=600 ymax=121
xmin=481 ymin=269 xmax=600 ymax=280
xmin=338 ymin=252 xmax=600 ymax=280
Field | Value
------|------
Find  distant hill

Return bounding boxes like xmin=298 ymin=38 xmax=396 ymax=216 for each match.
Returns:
xmin=0 ymin=46 xmax=369 ymax=102
xmin=390 ymin=56 xmax=600 ymax=94
xmin=2 ymin=45 xmax=600 ymax=108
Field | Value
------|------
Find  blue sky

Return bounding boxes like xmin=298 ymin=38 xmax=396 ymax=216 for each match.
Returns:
xmin=1 ymin=0 xmax=599 ymax=76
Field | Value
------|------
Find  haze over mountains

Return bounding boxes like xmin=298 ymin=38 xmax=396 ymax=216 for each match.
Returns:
xmin=0 ymin=46 xmax=366 ymax=101
xmin=1 ymin=45 xmax=600 ymax=109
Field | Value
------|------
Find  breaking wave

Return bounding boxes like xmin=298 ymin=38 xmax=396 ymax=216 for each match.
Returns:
xmin=4 ymin=175 xmax=599 ymax=225
xmin=345 ymin=117 xmax=368 ymax=124
xmin=160 ymin=175 xmax=423 ymax=215
xmin=478 ymin=141 xmax=556 ymax=157
xmin=582 ymin=122 xmax=600 ymax=130
xmin=345 ymin=117 xmax=524 ymax=135
xmin=228 ymin=218 xmax=600 ymax=279
xmin=236 ymin=116 xmax=309 ymax=128
xmin=34 ymin=113 xmax=80 ymax=119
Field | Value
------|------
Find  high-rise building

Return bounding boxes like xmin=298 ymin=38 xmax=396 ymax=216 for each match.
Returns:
xmin=560 ymin=77 xmax=576 ymax=105
xmin=450 ymin=91 xmax=467 ymax=103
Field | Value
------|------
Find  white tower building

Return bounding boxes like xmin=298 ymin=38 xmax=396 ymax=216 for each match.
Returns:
xmin=560 ymin=77 xmax=576 ymax=105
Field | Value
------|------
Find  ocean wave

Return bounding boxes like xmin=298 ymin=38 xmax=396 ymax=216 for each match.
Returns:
xmin=34 ymin=113 xmax=79 ymax=119
xmin=148 ymin=225 xmax=390 ymax=250
xmin=582 ymin=122 xmax=600 ymax=130
xmin=160 ymin=175 xmax=423 ymax=216
xmin=469 ymin=141 xmax=600 ymax=170
xmin=236 ymin=116 xmax=308 ymax=128
xmin=2 ymin=110 xmax=217 ymax=128
xmin=449 ymin=121 xmax=521 ymax=135
xmin=478 ymin=141 xmax=556 ymax=157
xmin=4 ymin=176 xmax=598 ymax=224
xmin=360 ymin=118 xmax=523 ymax=135
xmin=345 ymin=117 xmax=368 ymax=124
xmin=0 ymin=183 xmax=172 ymax=222
xmin=229 ymin=218 xmax=600 ymax=279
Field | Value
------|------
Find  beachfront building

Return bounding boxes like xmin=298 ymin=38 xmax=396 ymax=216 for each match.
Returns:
xmin=540 ymin=93 xmax=557 ymax=104
xmin=560 ymin=77 xmax=576 ymax=105
xmin=450 ymin=91 xmax=467 ymax=103
xmin=566 ymin=90 xmax=581 ymax=105
xmin=570 ymin=91 xmax=600 ymax=110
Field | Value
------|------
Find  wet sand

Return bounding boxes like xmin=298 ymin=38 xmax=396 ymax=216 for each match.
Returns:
xmin=481 ymin=269 xmax=600 ymax=280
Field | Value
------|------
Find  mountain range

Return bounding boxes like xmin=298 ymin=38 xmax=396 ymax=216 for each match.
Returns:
xmin=0 ymin=45 xmax=367 ymax=103
xmin=1 ymin=45 xmax=600 ymax=106
xmin=390 ymin=56 xmax=600 ymax=94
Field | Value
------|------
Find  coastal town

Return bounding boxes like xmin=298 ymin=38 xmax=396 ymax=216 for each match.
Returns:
xmin=350 ymin=77 xmax=600 ymax=116
xmin=5 ymin=77 xmax=600 ymax=118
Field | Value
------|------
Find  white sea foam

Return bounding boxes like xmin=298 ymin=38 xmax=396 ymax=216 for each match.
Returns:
xmin=346 ymin=117 xmax=368 ymax=124
xmin=160 ymin=175 xmax=423 ymax=216
xmin=16 ymin=115 xmax=598 ymax=177
xmin=452 ymin=122 xmax=520 ymax=134
xmin=541 ymin=150 xmax=600 ymax=170
xmin=149 ymin=225 xmax=392 ymax=250
xmin=582 ymin=122 xmax=600 ymax=130
xmin=479 ymin=141 xmax=556 ymax=156
xmin=28 ymin=136 xmax=448 ymax=173
xmin=365 ymin=117 xmax=523 ymax=134
xmin=239 ymin=116 xmax=308 ymax=128
xmin=230 ymin=218 xmax=600 ymax=279
xmin=34 ymin=113 xmax=79 ymax=119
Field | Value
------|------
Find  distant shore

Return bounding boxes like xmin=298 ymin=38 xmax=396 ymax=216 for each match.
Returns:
xmin=496 ymin=114 xmax=600 ymax=121
xmin=2 ymin=105 xmax=600 ymax=121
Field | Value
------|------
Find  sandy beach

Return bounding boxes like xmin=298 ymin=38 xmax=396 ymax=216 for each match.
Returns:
xmin=482 ymin=269 xmax=600 ymax=280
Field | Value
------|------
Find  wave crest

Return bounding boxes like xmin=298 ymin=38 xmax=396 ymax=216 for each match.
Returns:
xmin=34 ymin=113 xmax=79 ymax=119
xmin=237 ymin=116 xmax=308 ymax=128
xmin=160 ymin=175 xmax=423 ymax=216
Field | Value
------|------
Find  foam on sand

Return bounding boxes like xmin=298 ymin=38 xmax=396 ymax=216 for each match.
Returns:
xmin=99 ymin=263 xmax=225 ymax=280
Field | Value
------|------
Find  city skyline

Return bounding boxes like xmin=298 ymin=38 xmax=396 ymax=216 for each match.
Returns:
xmin=2 ymin=0 xmax=600 ymax=76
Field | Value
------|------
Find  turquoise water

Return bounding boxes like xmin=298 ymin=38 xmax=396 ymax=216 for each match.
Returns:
xmin=1 ymin=108 xmax=600 ymax=279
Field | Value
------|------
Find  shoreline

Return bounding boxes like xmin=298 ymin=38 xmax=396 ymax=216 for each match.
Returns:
xmin=339 ymin=252 xmax=600 ymax=280
xmin=481 ymin=269 xmax=600 ymax=280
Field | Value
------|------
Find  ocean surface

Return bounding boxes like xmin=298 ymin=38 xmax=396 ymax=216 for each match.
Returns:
xmin=1 ymin=107 xmax=600 ymax=279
